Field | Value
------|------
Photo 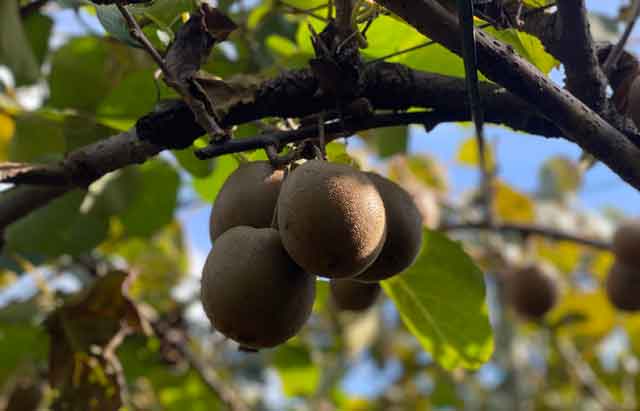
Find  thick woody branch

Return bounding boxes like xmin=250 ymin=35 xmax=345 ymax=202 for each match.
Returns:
xmin=554 ymin=0 xmax=608 ymax=112
xmin=375 ymin=0 xmax=640 ymax=191
xmin=0 ymin=129 xmax=160 ymax=229
xmin=0 ymin=62 xmax=564 ymax=231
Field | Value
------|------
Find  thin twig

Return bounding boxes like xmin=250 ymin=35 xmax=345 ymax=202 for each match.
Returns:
xmin=180 ymin=344 xmax=250 ymax=411
xmin=116 ymin=4 xmax=226 ymax=138
xmin=195 ymin=111 xmax=460 ymax=159
xmin=458 ymin=0 xmax=493 ymax=224
xmin=440 ymin=221 xmax=611 ymax=250
xmin=556 ymin=337 xmax=630 ymax=411
xmin=278 ymin=1 xmax=328 ymax=22
xmin=603 ymin=0 xmax=640 ymax=76
xmin=148 ymin=317 xmax=249 ymax=411
xmin=116 ymin=4 xmax=169 ymax=73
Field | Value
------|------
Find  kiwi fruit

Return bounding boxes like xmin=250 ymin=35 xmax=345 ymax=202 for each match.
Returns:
xmin=612 ymin=220 xmax=640 ymax=266
xmin=505 ymin=265 xmax=557 ymax=319
xmin=277 ymin=160 xmax=387 ymax=278
xmin=606 ymin=261 xmax=640 ymax=311
xmin=209 ymin=161 xmax=284 ymax=241
xmin=330 ymin=279 xmax=381 ymax=311
xmin=355 ymin=173 xmax=423 ymax=282
xmin=201 ymin=226 xmax=316 ymax=349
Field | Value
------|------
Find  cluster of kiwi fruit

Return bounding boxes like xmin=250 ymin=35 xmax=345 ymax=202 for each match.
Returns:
xmin=606 ymin=221 xmax=640 ymax=311
xmin=200 ymin=159 xmax=423 ymax=350
xmin=504 ymin=221 xmax=640 ymax=319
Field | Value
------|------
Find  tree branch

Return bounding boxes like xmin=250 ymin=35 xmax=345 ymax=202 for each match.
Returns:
xmin=374 ymin=0 xmax=640 ymax=192
xmin=0 ymin=60 xmax=576 ymax=232
xmin=195 ymin=111 xmax=461 ymax=159
xmin=516 ymin=3 xmax=639 ymax=133
xmin=440 ymin=221 xmax=611 ymax=251
xmin=555 ymin=0 xmax=608 ymax=112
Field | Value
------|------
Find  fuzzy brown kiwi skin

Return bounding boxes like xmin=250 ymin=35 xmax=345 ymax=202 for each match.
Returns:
xmin=606 ymin=261 xmax=640 ymax=311
xmin=277 ymin=160 xmax=387 ymax=279
xmin=355 ymin=173 xmax=423 ymax=282
xmin=330 ymin=279 xmax=381 ymax=311
xmin=612 ymin=220 xmax=640 ymax=267
xmin=506 ymin=265 xmax=557 ymax=319
xmin=209 ymin=161 xmax=284 ymax=242
xmin=201 ymin=226 xmax=316 ymax=349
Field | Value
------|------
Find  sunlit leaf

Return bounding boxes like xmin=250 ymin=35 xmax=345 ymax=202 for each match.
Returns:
xmin=272 ymin=341 xmax=320 ymax=397
xmin=456 ymin=136 xmax=495 ymax=170
xmin=326 ymin=141 xmax=361 ymax=168
xmin=382 ymin=229 xmax=494 ymax=370
xmin=550 ymin=291 xmax=616 ymax=337
xmin=494 ymin=180 xmax=535 ymax=223
xmin=192 ymin=155 xmax=238 ymax=202
xmin=535 ymin=239 xmax=583 ymax=274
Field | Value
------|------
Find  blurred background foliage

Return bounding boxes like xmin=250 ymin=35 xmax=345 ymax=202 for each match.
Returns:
xmin=0 ymin=0 xmax=639 ymax=410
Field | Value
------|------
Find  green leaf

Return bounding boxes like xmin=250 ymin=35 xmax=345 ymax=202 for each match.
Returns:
xmin=382 ymin=229 xmax=493 ymax=370
xmin=192 ymin=155 xmax=238 ymax=202
xmin=5 ymin=191 xmax=109 ymax=258
xmin=9 ymin=111 xmax=118 ymax=162
xmin=0 ymin=321 xmax=47 ymax=386
xmin=326 ymin=141 xmax=361 ymax=168
xmin=248 ymin=2 xmax=272 ymax=29
xmin=118 ymin=159 xmax=180 ymax=237
xmin=90 ymin=168 xmax=139 ymax=217
xmin=486 ymin=28 xmax=558 ymax=75
xmin=267 ymin=34 xmax=299 ymax=57
xmin=48 ymin=37 xmax=111 ymax=112
xmin=272 ymin=342 xmax=320 ymax=397
xmin=0 ymin=0 xmax=40 ymax=85
xmin=48 ymin=36 xmax=149 ymax=112
xmin=360 ymin=126 xmax=408 ymax=158
xmin=97 ymin=69 xmax=175 ymax=130
xmin=96 ymin=4 xmax=140 ymax=47
xmin=23 ymin=13 xmax=54 ymax=66
xmin=107 ymin=222 xmax=187 ymax=311
xmin=172 ymin=147 xmax=214 ymax=178
xmin=131 ymin=0 xmax=193 ymax=28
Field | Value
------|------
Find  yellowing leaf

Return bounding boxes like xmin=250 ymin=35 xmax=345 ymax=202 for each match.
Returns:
xmin=389 ymin=154 xmax=448 ymax=193
xmin=590 ymin=251 xmax=615 ymax=281
xmin=535 ymin=239 xmax=582 ymax=274
xmin=0 ymin=112 xmax=15 ymax=141
xmin=0 ymin=112 xmax=15 ymax=161
xmin=456 ymin=137 xmax=495 ymax=171
xmin=550 ymin=291 xmax=616 ymax=337
xmin=622 ymin=315 xmax=640 ymax=354
xmin=494 ymin=180 xmax=534 ymax=223
xmin=538 ymin=156 xmax=582 ymax=200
